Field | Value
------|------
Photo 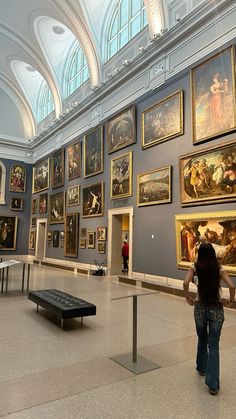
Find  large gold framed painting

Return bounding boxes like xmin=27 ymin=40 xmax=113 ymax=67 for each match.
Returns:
xmin=142 ymin=91 xmax=183 ymax=149
xmin=110 ymin=151 xmax=132 ymax=199
xmin=65 ymin=213 xmax=78 ymax=257
xmin=33 ymin=158 xmax=49 ymax=193
xmin=67 ymin=141 xmax=81 ymax=180
xmin=175 ymin=211 xmax=236 ymax=276
xmin=82 ymin=182 xmax=104 ymax=218
xmin=179 ymin=140 xmax=236 ymax=206
xmin=107 ymin=105 xmax=136 ymax=154
xmin=191 ymin=46 xmax=236 ymax=144
xmin=0 ymin=216 xmax=18 ymax=250
xmin=137 ymin=166 xmax=171 ymax=207
xmin=84 ymin=125 xmax=103 ymax=178
xmin=49 ymin=192 xmax=65 ymax=224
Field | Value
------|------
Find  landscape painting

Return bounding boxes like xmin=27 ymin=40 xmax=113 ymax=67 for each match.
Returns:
xmin=84 ymin=126 xmax=103 ymax=177
xmin=51 ymin=149 xmax=64 ymax=188
xmin=82 ymin=182 xmax=104 ymax=218
xmin=137 ymin=166 xmax=171 ymax=206
xmin=67 ymin=141 xmax=81 ymax=181
xmin=107 ymin=105 xmax=136 ymax=154
xmin=110 ymin=152 xmax=132 ymax=199
xmin=33 ymin=158 xmax=49 ymax=193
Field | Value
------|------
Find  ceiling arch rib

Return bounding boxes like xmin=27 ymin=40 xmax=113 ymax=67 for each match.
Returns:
xmin=144 ymin=0 xmax=166 ymax=38
xmin=51 ymin=0 xmax=101 ymax=87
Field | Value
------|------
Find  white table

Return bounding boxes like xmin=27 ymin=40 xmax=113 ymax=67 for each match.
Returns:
xmin=0 ymin=259 xmax=31 ymax=294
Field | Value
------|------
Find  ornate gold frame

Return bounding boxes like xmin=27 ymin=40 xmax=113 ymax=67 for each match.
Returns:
xmin=106 ymin=104 xmax=136 ymax=154
xmin=67 ymin=185 xmax=80 ymax=207
xmin=32 ymin=158 xmax=50 ymax=194
xmin=64 ymin=213 xmax=78 ymax=257
xmin=137 ymin=166 xmax=172 ymax=207
xmin=82 ymin=182 xmax=104 ymax=218
xmin=50 ymin=149 xmax=65 ymax=189
xmin=84 ymin=125 xmax=103 ymax=178
xmin=110 ymin=151 xmax=132 ymax=200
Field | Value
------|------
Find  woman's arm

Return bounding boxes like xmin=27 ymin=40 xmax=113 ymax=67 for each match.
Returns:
xmin=183 ymin=266 xmax=195 ymax=305
xmin=221 ymin=270 xmax=235 ymax=303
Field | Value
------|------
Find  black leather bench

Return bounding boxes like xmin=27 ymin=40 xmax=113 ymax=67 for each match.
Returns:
xmin=28 ymin=289 xmax=96 ymax=328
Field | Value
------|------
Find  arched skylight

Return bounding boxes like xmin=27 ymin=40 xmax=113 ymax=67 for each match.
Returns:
xmin=107 ymin=0 xmax=148 ymax=60
xmin=37 ymin=82 xmax=54 ymax=122
xmin=66 ymin=45 xmax=89 ymax=97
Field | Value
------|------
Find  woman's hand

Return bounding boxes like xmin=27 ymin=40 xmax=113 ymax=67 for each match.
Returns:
xmin=185 ymin=296 xmax=195 ymax=306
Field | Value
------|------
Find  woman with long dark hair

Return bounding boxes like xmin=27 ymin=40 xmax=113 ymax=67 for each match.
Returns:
xmin=183 ymin=243 xmax=235 ymax=395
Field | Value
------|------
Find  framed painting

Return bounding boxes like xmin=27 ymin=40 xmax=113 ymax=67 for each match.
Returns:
xmin=53 ymin=230 xmax=59 ymax=247
xmin=31 ymin=217 xmax=36 ymax=228
xmin=137 ymin=166 xmax=172 ymax=207
xmin=9 ymin=164 xmax=26 ymax=193
xmin=29 ymin=230 xmax=36 ymax=250
xmin=47 ymin=232 xmax=52 ymax=241
xmin=80 ymin=238 xmax=86 ymax=249
xmin=11 ymin=197 xmax=23 ymax=211
xmin=84 ymin=126 xmax=103 ymax=178
xmin=0 ymin=216 xmax=18 ymax=250
xmin=65 ymin=213 xmax=79 ymax=257
xmin=51 ymin=149 xmax=64 ymax=188
xmin=98 ymin=242 xmax=106 ymax=254
xmin=191 ymin=46 xmax=236 ymax=144
xmin=87 ymin=231 xmax=96 ymax=249
xmin=175 ymin=211 xmax=236 ymax=276
xmin=67 ymin=185 xmax=80 ymax=207
xmin=81 ymin=227 xmax=87 ymax=238
xmin=107 ymin=105 xmax=136 ymax=154
xmin=60 ymin=231 xmax=65 ymax=240
xmin=32 ymin=198 xmax=37 ymax=214
xmin=110 ymin=151 xmax=132 ymax=199
xmin=33 ymin=158 xmax=49 ymax=193
xmin=179 ymin=140 xmax=236 ymax=206
xmin=82 ymin=182 xmax=104 ymax=218
xmin=142 ymin=91 xmax=183 ymax=149
xmin=67 ymin=141 xmax=81 ymax=181
xmin=97 ymin=227 xmax=107 ymax=241
xmin=49 ymin=191 xmax=65 ymax=224
xmin=39 ymin=193 xmax=48 ymax=214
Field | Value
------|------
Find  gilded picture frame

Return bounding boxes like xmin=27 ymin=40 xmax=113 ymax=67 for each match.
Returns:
xmin=51 ymin=149 xmax=64 ymax=188
xmin=65 ymin=213 xmax=79 ymax=257
xmin=142 ymin=91 xmax=183 ymax=149
xmin=0 ymin=216 xmax=18 ymax=250
xmin=11 ymin=197 xmax=23 ymax=211
xmin=39 ymin=193 xmax=48 ymax=214
xmin=52 ymin=230 xmax=60 ymax=248
xmin=137 ymin=166 xmax=172 ymax=207
xmin=84 ymin=125 xmax=103 ymax=178
xmin=9 ymin=164 xmax=26 ymax=193
xmin=32 ymin=198 xmax=37 ymax=214
xmin=191 ymin=46 xmax=236 ymax=144
xmin=82 ymin=182 xmax=104 ymax=218
xmin=175 ymin=210 xmax=236 ymax=276
xmin=97 ymin=227 xmax=107 ymax=241
xmin=67 ymin=141 xmax=81 ymax=181
xmin=80 ymin=227 xmax=87 ymax=238
xmin=67 ymin=185 xmax=80 ymax=207
xmin=80 ymin=238 xmax=86 ymax=249
xmin=49 ymin=191 xmax=65 ymax=224
xmin=179 ymin=140 xmax=236 ymax=206
xmin=32 ymin=158 xmax=49 ymax=193
xmin=29 ymin=230 xmax=36 ymax=250
xmin=87 ymin=231 xmax=96 ymax=249
xmin=106 ymin=105 xmax=136 ymax=154
xmin=110 ymin=151 xmax=132 ymax=199
xmin=98 ymin=242 xmax=106 ymax=254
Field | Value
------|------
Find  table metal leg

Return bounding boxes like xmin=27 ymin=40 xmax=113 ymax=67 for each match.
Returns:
xmin=81 ymin=317 xmax=83 ymax=327
xmin=132 ymin=295 xmax=137 ymax=363
xmin=22 ymin=263 xmax=25 ymax=292
xmin=26 ymin=264 xmax=30 ymax=293
xmin=1 ymin=268 xmax=4 ymax=293
xmin=5 ymin=267 xmax=9 ymax=294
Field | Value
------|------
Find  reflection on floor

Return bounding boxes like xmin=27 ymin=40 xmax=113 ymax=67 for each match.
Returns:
xmin=0 ymin=264 xmax=236 ymax=418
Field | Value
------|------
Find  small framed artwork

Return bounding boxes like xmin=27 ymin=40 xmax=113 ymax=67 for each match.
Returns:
xmin=31 ymin=217 xmax=37 ymax=228
xmin=110 ymin=152 xmax=132 ymax=199
xmin=82 ymin=182 xmax=104 ymax=218
xmin=67 ymin=141 xmax=81 ymax=181
xmin=53 ymin=230 xmax=59 ymax=247
xmin=142 ymin=91 xmax=183 ymax=149
xmin=39 ymin=193 xmax=48 ymax=214
xmin=47 ymin=232 xmax=52 ymax=241
xmin=107 ymin=105 xmax=136 ymax=154
xmin=97 ymin=227 xmax=107 ymax=241
xmin=49 ymin=192 xmax=65 ymax=224
xmin=81 ymin=227 xmax=87 ymax=238
xmin=29 ymin=230 xmax=36 ymax=250
xmin=11 ymin=197 xmax=23 ymax=211
xmin=33 ymin=158 xmax=49 ymax=193
xmin=84 ymin=125 xmax=103 ymax=178
xmin=65 ymin=213 xmax=79 ymax=257
xmin=98 ymin=242 xmax=106 ymax=254
xmin=80 ymin=238 xmax=86 ymax=249
xmin=60 ymin=231 xmax=65 ymax=240
xmin=0 ymin=216 xmax=18 ymax=250
xmin=67 ymin=185 xmax=80 ymax=207
xmin=137 ymin=166 xmax=172 ymax=207
xmin=175 ymin=210 xmax=236 ymax=276
xmin=51 ymin=149 xmax=64 ymax=188
xmin=9 ymin=164 xmax=26 ymax=193
xmin=87 ymin=231 xmax=96 ymax=249
xmin=32 ymin=198 xmax=37 ymax=214
xmin=191 ymin=46 xmax=236 ymax=144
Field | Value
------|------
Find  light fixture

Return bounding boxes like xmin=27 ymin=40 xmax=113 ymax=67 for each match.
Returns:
xmin=161 ymin=27 xmax=168 ymax=34
xmin=113 ymin=67 xmax=120 ymax=74
xmin=153 ymin=33 xmax=162 ymax=40
xmin=122 ymin=59 xmax=130 ymax=66
xmin=138 ymin=46 xmax=145 ymax=52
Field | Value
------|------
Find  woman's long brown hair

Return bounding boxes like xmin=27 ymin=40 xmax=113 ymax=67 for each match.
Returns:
xmin=195 ymin=243 xmax=220 ymax=305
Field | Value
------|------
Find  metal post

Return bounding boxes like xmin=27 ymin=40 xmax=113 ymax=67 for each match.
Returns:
xmin=6 ymin=267 xmax=9 ymax=293
xmin=22 ymin=263 xmax=25 ymax=292
xmin=1 ymin=268 xmax=4 ymax=293
xmin=132 ymin=295 xmax=137 ymax=363
xmin=27 ymin=264 xmax=31 ymax=293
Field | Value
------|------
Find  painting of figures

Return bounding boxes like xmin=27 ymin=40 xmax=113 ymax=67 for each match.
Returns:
xmin=87 ymin=231 xmax=96 ymax=249
xmin=107 ymin=105 xmax=136 ymax=154
xmin=49 ymin=192 xmax=65 ymax=224
xmin=180 ymin=140 xmax=236 ymax=206
xmin=0 ymin=216 xmax=18 ymax=250
xmin=137 ymin=166 xmax=171 ymax=206
xmin=82 ymin=182 xmax=104 ymax=218
xmin=9 ymin=164 xmax=26 ymax=192
xmin=65 ymin=213 xmax=78 ymax=257
xmin=175 ymin=211 xmax=236 ymax=276
xmin=29 ymin=230 xmax=36 ymax=250
xmin=51 ymin=149 xmax=64 ymax=188
xmin=67 ymin=142 xmax=81 ymax=181
xmin=39 ymin=193 xmax=48 ymax=214
xmin=67 ymin=185 xmax=79 ymax=206
xmin=32 ymin=198 xmax=37 ymax=214
xmin=52 ymin=230 xmax=59 ymax=247
xmin=142 ymin=91 xmax=183 ymax=149
xmin=110 ymin=152 xmax=132 ymax=199
xmin=84 ymin=126 xmax=103 ymax=177
xmin=33 ymin=158 xmax=49 ymax=193
xmin=191 ymin=47 xmax=236 ymax=144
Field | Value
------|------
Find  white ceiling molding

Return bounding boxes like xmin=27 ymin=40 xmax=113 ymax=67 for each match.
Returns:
xmin=51 ymin=0 xmax=101 ymax=87
xmin=144 ymin=0 xmax=166 ymax=39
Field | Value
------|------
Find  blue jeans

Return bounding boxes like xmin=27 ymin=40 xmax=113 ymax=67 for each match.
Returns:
xmin=194 ymin=303 xmax=224 ymax=390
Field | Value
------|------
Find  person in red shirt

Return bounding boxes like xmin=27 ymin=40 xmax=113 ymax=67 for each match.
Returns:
xmin=122 ymin=240 xmax=129 ymax=272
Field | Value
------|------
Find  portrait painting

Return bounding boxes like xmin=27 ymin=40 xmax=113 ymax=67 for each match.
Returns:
xmin=82 ymin=182 xmax=104 ymax=218
xmin=98 ymin=242 xmax=106 ymax=254
xmin=87 ymin=231 xmax=96 ymax=249
xmin=11 ymin=197 xmax=23 ymax=211
xmin=97 ymin=227 xmax=107 ymax=241
xmin=33 ymin=158 xmax=49 ymax=193
xmin=51 ymin=149 xmax=64 ymax=188
xmin=29 ymin=230 xmax=36 ymax=250
xmin=9 ymin=164 xmax=26 ymax=193
xmin=49 ymin=192 xmax=65 ymax=224
xmin=67 ymin=141 xmax=81 ymax=181
xmin=39 ymin=193 xmax=48 ymax=214
xmin=111 ymin=152 xmax=132 ymax=199
xmin=32 ymin=198 xmax=37 ymax=214
xmin=65 ymin=213 xmax=79 ymax=257
xmin=47 ymin=232 xmax=52 ymax=241
xmin=52 ymin=230 xmax=59 ymax=247
xmin=60 ymin=231 xmax=65 ymax=239
xmin=191 ymin=46 xmax=236 ymax=144
xmin=67 ymin=185 xmax=79 ymax=207
xmin=31 ymin=217 xmax=36 ymax=228
xmin=80 ymin=238 xmax=86 ymax=249
xmin=81 ymin=227 xmax=87 ymax=238
xmin=179 ymin=140 xmax=236 ymax=206
xmin=107 ymin=105 xmax=136 ymax=154
xmin=175 ymin=211 xmax=236 ymax=276
xmin=137 ymin=166 xmax=172 ymax=207
xmin=84 ymin=126 xmax=103 ymax=177
xmin=0 ymin=216 xmax=18 ymax=250
xmin=142 ymin=91 xmax=183 ymax=149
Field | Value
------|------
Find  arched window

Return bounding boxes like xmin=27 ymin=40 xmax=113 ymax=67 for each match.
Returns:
xmin=67 ymin=46 xmax=89 ymax=97
xmin=0 ymin=160 xmax=6 ymax=205
xmin=38 ymin=82 xmax=54 ymax=122
xmin=107 ymin=0 xmax=148 ymax=60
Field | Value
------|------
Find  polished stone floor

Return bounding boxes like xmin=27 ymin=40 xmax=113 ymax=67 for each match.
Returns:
xmin=0 ymin=264 xmax=236 ymax=418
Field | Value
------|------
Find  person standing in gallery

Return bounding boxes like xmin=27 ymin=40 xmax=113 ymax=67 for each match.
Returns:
xmin=183 ymin=243 xmax=235 ymax=395
xmin=122 ymin=239 xmax=129 ymax=273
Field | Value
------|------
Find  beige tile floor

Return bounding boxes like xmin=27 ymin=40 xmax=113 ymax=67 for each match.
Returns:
xmin=0 ymin=264 xmax=236 ymax=418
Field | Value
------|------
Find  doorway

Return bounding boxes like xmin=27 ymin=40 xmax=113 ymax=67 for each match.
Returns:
xmin=108 ymin=207 xmax=133 ymax=276
xmin=36 ymin=218 xmax=47 ymax=260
